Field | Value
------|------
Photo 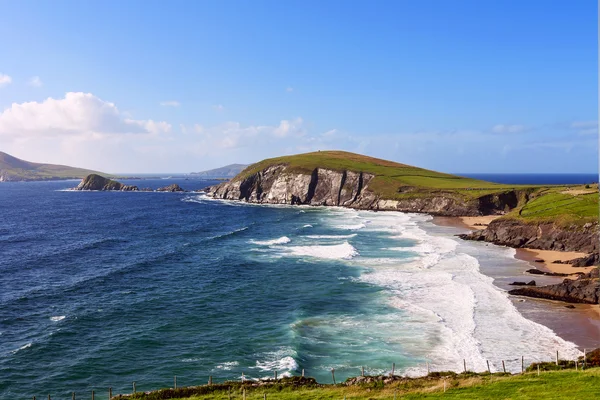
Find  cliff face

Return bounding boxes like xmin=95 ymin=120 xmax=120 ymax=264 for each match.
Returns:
xmin=205 ymin=165 xmax=512 ymax=216
xmin=459 ymin=219 xmax=599 ymax=253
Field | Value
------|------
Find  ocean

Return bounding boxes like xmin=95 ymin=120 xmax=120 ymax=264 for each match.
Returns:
xmin=0 ymin=176 xmax=593 ymax=399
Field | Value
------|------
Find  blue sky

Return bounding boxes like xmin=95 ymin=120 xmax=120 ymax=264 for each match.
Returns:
xmin=0 ymin=0 xmax=597 ymax=173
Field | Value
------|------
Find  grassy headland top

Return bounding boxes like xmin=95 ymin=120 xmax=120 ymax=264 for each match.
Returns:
xmin=234 ymin=151 xmax=598 ymax=224
xmin=0 ymin=151 xmax=106 ymax=181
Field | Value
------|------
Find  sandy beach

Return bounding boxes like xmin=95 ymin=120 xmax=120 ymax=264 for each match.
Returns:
xmin=514 ymin=248 xmax=594 ymax=274
xmin=459 ymin=215 xmax=500 ymax=230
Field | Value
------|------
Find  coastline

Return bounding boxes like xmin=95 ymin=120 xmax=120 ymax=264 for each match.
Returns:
xmin=431 ymin=215 xmax=599 ymax=351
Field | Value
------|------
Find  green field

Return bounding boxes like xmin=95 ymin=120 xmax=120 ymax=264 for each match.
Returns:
xmin=114 ymin=368 xmax=600 ymax=399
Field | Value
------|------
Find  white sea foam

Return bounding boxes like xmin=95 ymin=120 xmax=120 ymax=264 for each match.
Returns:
xmin=250 ymin=236 xmax=291 ymax=246
xmin=353 ymin=212 xmax=581 ymax=374
xmin=215 ymin=361 xmax=240 ymax=370
xmin=12 ymin=343 xmax=32 ymax=354
xmin=50 ymin=316 xmax=65 ymax=322
xmin=285 ymin=241 xmax=358 ymax=260
xmin=304 ymin=234 xmax=357 ymax=239
xmin=336 ymin=223 xmax=366 ymax=231
xmin=254 ymin=348 xmax=298 ymax=377
xmin=302 ymin=224 xmax=313 ymax=228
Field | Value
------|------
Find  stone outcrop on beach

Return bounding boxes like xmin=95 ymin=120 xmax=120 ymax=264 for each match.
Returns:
xmin=458 ymin=219 xmax=599 ymax=253
xmin=205 ymin=165 xmax=520 ymax=216
xmin=75 ymin=174 xmax=139 ymax=191
xmin=508 ymin=268 xmax=600 ymax=304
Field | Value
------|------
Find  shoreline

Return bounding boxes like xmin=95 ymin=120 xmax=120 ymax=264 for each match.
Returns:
xmin=431 ymin=215 xmax=599 ymax=350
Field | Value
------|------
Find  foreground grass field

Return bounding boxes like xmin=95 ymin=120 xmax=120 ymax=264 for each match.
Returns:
xmin=117 ymin=368 xmax=600 ymax=399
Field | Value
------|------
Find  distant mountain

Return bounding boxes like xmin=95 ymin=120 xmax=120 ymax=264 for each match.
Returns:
xmin=0 ymin=151 xmax=107 ymax=182
xmin=190 ymin=163 xmax=248 ymax=179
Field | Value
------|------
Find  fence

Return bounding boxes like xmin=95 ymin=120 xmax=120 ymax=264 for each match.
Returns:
xmin=29 ymin=349 xmax=593 ymax=400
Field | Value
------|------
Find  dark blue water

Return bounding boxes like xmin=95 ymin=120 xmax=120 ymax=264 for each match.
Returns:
xmin=0 ymin=179 xmax=585 ymax=399
xmin=458 ymin=173 xmax=598 ymax=185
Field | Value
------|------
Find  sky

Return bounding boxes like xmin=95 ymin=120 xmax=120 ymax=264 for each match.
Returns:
xmin=0 ymin=0 xmax=597 ymax=174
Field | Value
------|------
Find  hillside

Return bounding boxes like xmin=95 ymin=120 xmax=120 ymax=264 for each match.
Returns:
xmin=190 ymin=163 xmax=248 ymax=179
xmin=0 ymin=151 xmax=106 ymax=182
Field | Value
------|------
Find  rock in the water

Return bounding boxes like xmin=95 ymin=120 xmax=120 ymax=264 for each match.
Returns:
xmin=565 ymin=305 xmax=576 ymax=309
xmin=74 ymin=174 xmax=138 ymax=191
xmin=156 ymin=184 xmax=185 ymax=192
xmin=534 ymin=259 xmax=544 ymax=263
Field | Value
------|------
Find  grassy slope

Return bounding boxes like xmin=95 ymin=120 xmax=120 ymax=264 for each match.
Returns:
xmin=506 ymin=184 xmax=599 ymax=226
xmin=123 ymin=369 xmax=600 ymax=399
xmin=235 ymin=151 xmax=598 ymax=224
xmin=0 ymin=151 xmax=106 ymax=180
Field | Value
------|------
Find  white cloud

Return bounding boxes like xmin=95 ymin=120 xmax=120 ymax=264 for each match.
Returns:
xmin=27 ymin=76 xmax=43 ymax=87
xmin=212 ymin=104 xmax=225 ymax=112
xmin=0 ymin=92 xmax=170 ymax=137
xmin=0 ymin=73 xmax=12 ymax=87
xmin=491 ymin=124 xmax=527 ymax=134
xmin=160 ymin=100 xmax=180 ymax=107
xmin=286 ymin=87 xmax=294 ymax=92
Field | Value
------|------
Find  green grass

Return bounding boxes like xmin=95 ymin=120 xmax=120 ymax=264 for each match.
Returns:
xmin=117 ymin=368 xmax=600 ymax=399
xmin=507 ymin=185 xmax=599 ymax=226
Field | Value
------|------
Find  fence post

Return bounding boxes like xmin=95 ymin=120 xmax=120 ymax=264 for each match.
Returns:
xmin=556 ymin=351 xmax=559 ymax=366
xmin=72 ymin=392 xmax=75 ymax=400
xmin=133 ymin=381 xmax=136 ymax=394
xmin=91 ymin=390 xmax=94 ymax=400
xmin=302 ymin=369 xmax=305 ymax=377
xmin=521 ymin=356 xmax=524 ymax=374
xmin=209 ymin=376 xmax=213 ymax=385
xmin=463 ymin=359 xmax=467 ymax=373
xmin=361 ymin=366 xmax=364 ymax=376
xmin=426 ymin=362 xmax=430 ymax=375
xmin=274 ymin=370 xmax=277 ymax=380
xmin=264 ymin=394 xmax=267 ymax=400
xmin=109 ymin=387 xmax=112 ymax=399
xmin=174 ymin=376 xmax=177 ymax=390
xmin=584 ymin=349 xmax=587 ymax=369
xmin=243 ymin=388 xmax=246 ymax=400
xmin=228 ymin=387 xmax=232 ymax=400
xmin=486 ymin=360 xmax=491 ymax=374
xmin=391 ymin=362 xmax=395 ymax=376
xmin=537 ymin=364 xmax=540 ymax=376
xmin=242 ymin=372 xmax=245 ymax=382
xmin=331 ymin=368 xmax=336 ymax=384
xmin=502 ymin=360 xmax=506 ymax=373
xmin=48 ymin=395 xmax=51 ymax=400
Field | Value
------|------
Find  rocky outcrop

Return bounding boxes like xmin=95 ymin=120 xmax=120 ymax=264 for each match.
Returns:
xmin=458 ymin=218 xmax=599 ymax=253
xmin=205 ymin=165 xmax=514 ymax=216
xmin=156 ymin=184 xmax=185 ymax=192
xmin=508 ymin=268 xmax=599 ymax=304
xmin=74 ymin=174 xmax=138 ymax=191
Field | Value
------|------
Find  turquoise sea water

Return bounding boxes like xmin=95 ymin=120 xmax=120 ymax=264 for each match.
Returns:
xmin=0 ymin=179 xmax=587 ymax=399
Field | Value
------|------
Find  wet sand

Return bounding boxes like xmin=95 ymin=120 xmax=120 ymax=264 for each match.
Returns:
xmin=514 ymin=248 xmax=593 ymax=274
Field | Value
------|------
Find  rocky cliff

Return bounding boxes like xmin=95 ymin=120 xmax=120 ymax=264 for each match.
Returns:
xmin=75 ymin=174 xmax=139 ymax=191
xmin=459 ymin=219 xmax=599 ymax=253
xmin=508 ymin=268 xmax=599 ymax=304
xmin=205 ymin=165 xmax=517 ymax=216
